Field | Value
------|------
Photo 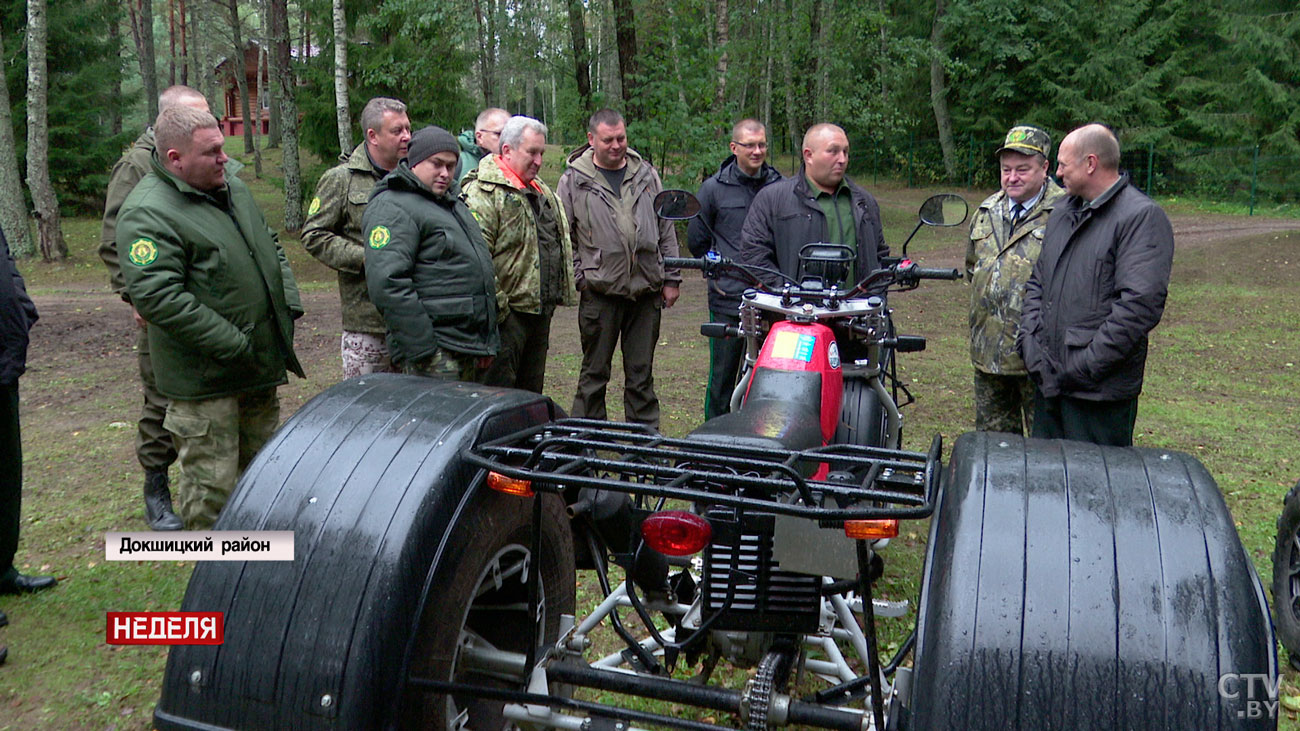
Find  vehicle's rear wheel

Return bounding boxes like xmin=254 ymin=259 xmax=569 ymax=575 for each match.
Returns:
xmin=910 ymin=432 xmax=1275 ymax=730
xmin=402 ymin=485 xmax=576 ymax=729
xmin=1272 ymin=478 xmax=1300 ymax=669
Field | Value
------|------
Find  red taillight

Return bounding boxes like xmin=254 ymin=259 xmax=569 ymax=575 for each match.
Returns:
xmin=487 ymin=471 xmax=534 ymax=497
xmin=640 ymin=511 xmax=712 ymax=556
xmin=844 ymin=519 xmax=899 ymax=540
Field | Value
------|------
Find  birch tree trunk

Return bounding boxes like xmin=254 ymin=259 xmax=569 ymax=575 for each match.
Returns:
xmin=929 ymin=0 xmax=956 ymax=179
xmin=761 ymin=11 xmax=772 ymax=134
xmin=333 ymin=0 xmax=351 ymax=154
xmin=263 ymin=1 xmax=281 ymax=147
xmin=25 ymin=0 xmax=65 ymax=261
xmin=271 ymin=0 xmax=301 ymax=231
xmin=565 ymin=0 xmax=592 ymax=115
xmin=0 ymin=30 xmax=32 ymax=257
xmin=712 ymin=0 xmax=729 ymax=118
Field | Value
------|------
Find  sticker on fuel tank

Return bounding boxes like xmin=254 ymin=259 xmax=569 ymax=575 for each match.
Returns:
xmin=772 ymin=330 xmax=817 ymax=362
xmin=828 ymin=342 xmax=840 ymax=369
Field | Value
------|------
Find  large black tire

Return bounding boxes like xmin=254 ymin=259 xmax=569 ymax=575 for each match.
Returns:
xmin=1271 ymin=478 xmax=1300 ymax=669
xmin=152 ymin=375 xmax=567 ymax=731
xmin=833 ymin=375 xmax=887 ymax=448
xmin=403 ymin=485 xmax=575 ymax=728
xmin=909 ymin=432 xmax=1276 ymax=731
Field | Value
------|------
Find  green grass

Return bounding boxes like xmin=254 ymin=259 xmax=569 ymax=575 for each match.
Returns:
xmin=6 ymin=145 xmax=1300 ymax=728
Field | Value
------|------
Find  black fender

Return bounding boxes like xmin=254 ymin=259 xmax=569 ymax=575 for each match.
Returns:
xmin=910 ymin=431 xmax=1276 ymax=730
xmin=153 ymin=375 xmax=559 ymax=731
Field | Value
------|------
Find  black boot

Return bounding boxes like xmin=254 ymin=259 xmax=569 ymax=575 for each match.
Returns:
xmin=144 ymin=469 xmax=184 ymax=531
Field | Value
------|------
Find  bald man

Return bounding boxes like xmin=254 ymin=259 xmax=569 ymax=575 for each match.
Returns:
xmin=1018 ymin=123 xmax=1174 ymax=446
xmin=739 ymin=123 xmax=888 ymax=289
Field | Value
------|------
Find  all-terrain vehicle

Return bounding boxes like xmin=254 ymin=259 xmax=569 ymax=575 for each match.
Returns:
xmin=153 ymin=194 xmax=1276 ymax=730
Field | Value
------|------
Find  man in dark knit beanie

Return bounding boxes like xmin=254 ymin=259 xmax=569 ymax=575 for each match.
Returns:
xmin=362 ymin=126 xmax=502 ymax=382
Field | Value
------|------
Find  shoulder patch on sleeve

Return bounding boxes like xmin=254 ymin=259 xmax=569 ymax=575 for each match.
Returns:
xmin=127 ymin=238 xmax=158 ymax=266
xmin=368 ymin=225 xmax=392 ymax=249
xmin=308 ymin=197 xmax=321 ymax=215
xmin=469 ymin=209 xmax=482 ymax=223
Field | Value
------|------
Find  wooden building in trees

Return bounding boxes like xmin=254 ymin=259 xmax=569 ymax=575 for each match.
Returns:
xmin=214 ymin=41 xmax=269 ymax=136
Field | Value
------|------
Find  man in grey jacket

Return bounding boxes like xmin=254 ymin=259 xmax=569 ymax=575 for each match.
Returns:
xmin=1019 ymin=123 xmax=1174 ymax=446
xmin=558 ymin=109 xmax=680 ymax=430
xmin=739 ymin=123 xmax=888 ymax=289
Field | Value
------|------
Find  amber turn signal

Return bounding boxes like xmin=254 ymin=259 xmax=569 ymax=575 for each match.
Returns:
xmin=844 ymin=519 xmax=899 ymax=540
xmin=487 ymin=471 xmax=534 ymax=497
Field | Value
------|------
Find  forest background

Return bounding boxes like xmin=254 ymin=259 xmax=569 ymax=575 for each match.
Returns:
xmin=0 ymin=0 xmax=1297 ymax=261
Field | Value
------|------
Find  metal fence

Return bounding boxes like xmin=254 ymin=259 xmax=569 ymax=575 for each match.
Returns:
xmin=843 ymin=132 xmax=1299 ymax=214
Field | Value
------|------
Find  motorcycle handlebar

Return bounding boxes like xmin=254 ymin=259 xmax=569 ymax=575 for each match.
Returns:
xmin=662 ymin=257 xmax=705 ymax=270
xmin=909 ymin=266 xmax=961 ymax=281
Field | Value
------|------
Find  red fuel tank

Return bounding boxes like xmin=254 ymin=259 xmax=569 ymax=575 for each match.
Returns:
xmin=748 ymin=320 xmax=844 ymax=444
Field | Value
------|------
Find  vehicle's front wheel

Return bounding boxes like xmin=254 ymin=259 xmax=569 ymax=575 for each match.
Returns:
xmin=1272 ymin=478 xmax=1300 ymax=669
xmin=401 ymin=484 xmax=576 ymax=728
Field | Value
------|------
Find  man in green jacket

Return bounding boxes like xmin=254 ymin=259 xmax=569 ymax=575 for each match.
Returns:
xmin=364 ymin=126 xmax=500 ymax=382
xmin=558 ymin=109 xmax=681 ymax=430
xmin=457 ymin=107 xmax=509 ymax=183
xmin=99 ymin=84 xmax=215 ymax=532
xmin=965 ymin=125 xmax=1064 ymax=435
xmin=119 ymin=106 xmax=305 ymax=530
xmin=463 ymin=115 xmax=576 ymax=393
xmin=301 ymin=96 xmax=411 ymax=379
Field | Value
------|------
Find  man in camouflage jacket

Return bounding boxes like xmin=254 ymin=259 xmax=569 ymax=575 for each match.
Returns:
xmin=301 ymin=97 xmax=411 ymax=379
xmin=965 ymin=125 xmax=1064 ymax=435
xmin=463 ymin=116 xmax=576 ymax=393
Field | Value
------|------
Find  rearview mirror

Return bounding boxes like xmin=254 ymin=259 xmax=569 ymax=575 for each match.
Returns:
xmin=654 ymin=190 xmax=701 ymax=220
xmin=918 ymin=194 xmax=969 ymax=227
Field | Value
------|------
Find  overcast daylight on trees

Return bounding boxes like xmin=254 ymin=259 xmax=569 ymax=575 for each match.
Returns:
xmin=0 ymin=0 xmax=1295 ymax=254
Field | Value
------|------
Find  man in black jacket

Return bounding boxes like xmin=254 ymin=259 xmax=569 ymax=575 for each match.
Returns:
xmin=1019 ymin=123 xmax=1174 ymax=446
xmin=687 ymin=119 xmax=782 ymax=419
xmin=0 ymin=228 xmax=57 ymax=655
xmin=739 ymin=123 xmax=889 ymax=289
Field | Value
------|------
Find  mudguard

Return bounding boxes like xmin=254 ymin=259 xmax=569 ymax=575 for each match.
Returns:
xmin=153 ymin=375 xmax=558 ymax=731
xmin=910 ymin=431 xmax=1276 ymax=730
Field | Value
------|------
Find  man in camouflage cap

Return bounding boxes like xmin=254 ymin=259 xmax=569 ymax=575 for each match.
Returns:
xmin=463 ymin=115 xmax=576 ymax=393
xmin=965 ymin=124 xmax=1064 ymax=435
xmin=301 ymin=97 xmax=411 ymax=379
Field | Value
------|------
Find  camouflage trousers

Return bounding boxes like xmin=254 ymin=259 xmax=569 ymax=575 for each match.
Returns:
xmin=341 ymin=330 xmax=395 ymax=380
xmin=162 ymin=389 xmax=280 ymax=530
xmin=973 ymin=370 xmax=1035 ymax=436
xmin=401 ymin=346 xmax=485 ymax=383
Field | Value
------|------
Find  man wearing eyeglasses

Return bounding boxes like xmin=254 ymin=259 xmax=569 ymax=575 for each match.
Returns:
xmin=687 ymin=119 xmax=782 ymax=419
xmin=457 ymin=107 xmax=510 ymax=183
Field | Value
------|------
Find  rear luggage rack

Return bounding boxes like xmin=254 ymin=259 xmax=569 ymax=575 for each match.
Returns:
xmin=464 ymin=418 xmax=941 ymax=520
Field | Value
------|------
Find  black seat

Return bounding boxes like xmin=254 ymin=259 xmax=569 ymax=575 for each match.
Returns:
xmin=688 ymin=397 xmax=823 ymax=454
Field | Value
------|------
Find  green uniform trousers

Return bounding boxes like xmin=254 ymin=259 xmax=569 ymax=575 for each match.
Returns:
xmin=483 ymin=308 xmax=555 ymax=394
xmin=162 ymin=388 xmax=280 ymax=530
xmin=136 ymin=325 xmax=177 ymax=471
xmin=572 ymin=289 xmax=662 ymax=430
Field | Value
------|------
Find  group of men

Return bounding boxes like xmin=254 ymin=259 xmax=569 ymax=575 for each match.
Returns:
xmin=0 ymin=87 xmax=1176 ymax=663
xmin=83 ymin=86 xmax=1172 ymax=546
